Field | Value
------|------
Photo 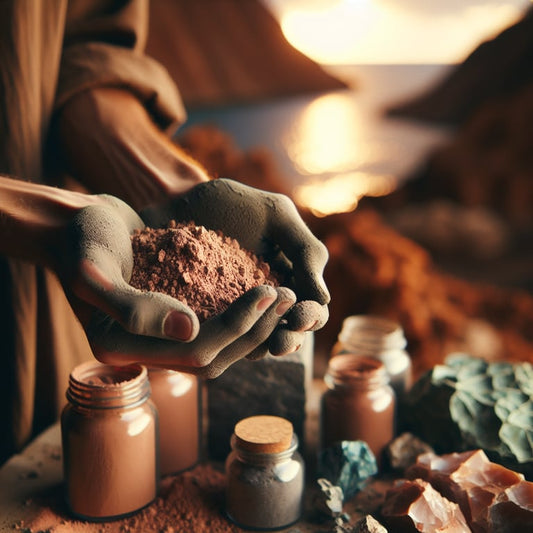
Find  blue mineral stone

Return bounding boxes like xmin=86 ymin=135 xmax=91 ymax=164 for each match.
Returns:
xmin=318 ymin=441 xmax=378 ymax=500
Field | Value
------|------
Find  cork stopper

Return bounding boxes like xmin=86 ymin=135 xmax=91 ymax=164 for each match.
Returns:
xmin=234 ymin=415 xmax=294 ymax=454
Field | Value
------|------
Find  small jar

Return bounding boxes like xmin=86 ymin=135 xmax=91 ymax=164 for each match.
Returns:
xmin=61 ymin=362 xmax=158 ymax=520
xmin=321 ymin=355 xmax=395 ymax=466
xmin=225 ymin=415 xmax=304 ymax=531
xmin=332 ymin=315 xmax=412 ymax=397
xmin=148 ymin=368 xmax=200 ymax=476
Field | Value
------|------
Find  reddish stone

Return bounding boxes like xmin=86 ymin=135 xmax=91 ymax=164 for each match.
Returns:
xmin=381 ymin=478 xmax=471 ymax=532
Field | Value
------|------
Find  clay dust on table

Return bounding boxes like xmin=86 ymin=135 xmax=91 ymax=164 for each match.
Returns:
xmin=130 ymin=221 xmax=280 ymax=322
xmin=15 ymin=464 xmax=241 ymax=533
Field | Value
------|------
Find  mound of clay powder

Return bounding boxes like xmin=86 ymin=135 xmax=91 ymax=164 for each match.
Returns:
xmin=130 ymin=221 xmax=279 ymax=322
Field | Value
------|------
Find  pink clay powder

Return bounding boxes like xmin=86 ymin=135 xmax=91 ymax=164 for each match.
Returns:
xmin=130 ymin=221 xmax=280 ymax=321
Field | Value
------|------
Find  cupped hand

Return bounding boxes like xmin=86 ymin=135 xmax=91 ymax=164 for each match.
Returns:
xmin=55 ymin=194 xmax=295 ymax=378
xmin=141 ymin=178 xmax=331 ymax=357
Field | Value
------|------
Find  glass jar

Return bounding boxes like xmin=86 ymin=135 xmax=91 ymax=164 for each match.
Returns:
xmin=225 ymin=415 xmax=304 ymax=530
xmin=321 ymin=355 xmax=396 ymax=466
xmin=148 ymin=368 xmax=200 ymax=476
xmin=61 ymin=362 xmax=158 ymax=520
xmin=332 ymin=315 xmax=412 ymax=397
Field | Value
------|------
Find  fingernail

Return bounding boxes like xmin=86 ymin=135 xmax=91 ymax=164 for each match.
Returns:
xmin=303 ymin=320 xmax=318 ymax=331
xmin=275 ymin=345 xmax=301 ymax=356
xmin=256 ymin=296 xmax=276 ymax=312
xmin=275 ymin=300 xmax=293 ymax=316
xmin=164 ymin=311 xmax=193 ymax=341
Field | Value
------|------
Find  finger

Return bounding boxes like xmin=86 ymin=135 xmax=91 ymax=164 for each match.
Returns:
xmin=285 ymin=300 xmax=329 ymax=331
xmin=268 ymin=328 xmax=306 ymax=356
xmin=87 ymin=285 xmax=279 ymax=368
xmin=264 ymin=194 xmax=330 ymax=304
xmin=75 ymin=258 xmax=199 ymax=342
xmin=245 ymin=344 xmax=270 ymax=361
xmin=291 ymin=245 xmax=330 ymax=305
xmin=194 ymin=287 xmax=297 ymax=378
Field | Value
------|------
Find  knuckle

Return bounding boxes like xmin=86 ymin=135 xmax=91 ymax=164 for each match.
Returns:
xmin=194 ymin=350 xmax=217 ymax=368
xmin=122 ymin=307 xmax=145 ymax=335
xmin=220 ymin=312 xmax=254 ymax=337
xmin=317 ymin=240 xmax=329 ymax=261
xmin=198 ymin=364 xmax=225 ymax=380
xmin=272 ymin=192 xmax=294 ymax=211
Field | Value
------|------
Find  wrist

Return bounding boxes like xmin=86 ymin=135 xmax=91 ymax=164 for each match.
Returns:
xmin=0 ymin=175 xmax=107 ymax=268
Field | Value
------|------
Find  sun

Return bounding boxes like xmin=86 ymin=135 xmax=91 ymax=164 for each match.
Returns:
xmin=267 ymin=0 xmax=529 ymax=64
xmin=280 ymin=0 xmax=375 ymax=65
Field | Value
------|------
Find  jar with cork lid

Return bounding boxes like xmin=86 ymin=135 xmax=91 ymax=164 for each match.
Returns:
xmin=321 ymin=355 xmax=396 ymax=467
xmin=332 ymin=315 xmax=412 ymax=397
xmin=225 ymin=415 xmax=305 ymax=530
xmin=147 ymin=368 xmax=200 ymax=476
xmin=61 ymin=362 xmax=158 ymax=520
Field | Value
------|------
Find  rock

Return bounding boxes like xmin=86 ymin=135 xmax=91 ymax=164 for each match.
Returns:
xmin=387 ymin=7 xmax=533 ymax=125
xmin=315 ymin=478 xmax=344 ymax=517
xmin=352 ymin=515 xmax=388 ymax=533
xmin=318 ymin=441 xmax=378 ymax=501
xmin=206 ymin=332 xmax=313 ymax=460
xmin=386 ymin=433 xmax=434 ymax=472
xmin=381 ymin=478 xmax=471 ymax=532
xmin=407 ymin=448 xmax=531 ymax=532
xmin=489 ymin=480 xmax=533 ymax=532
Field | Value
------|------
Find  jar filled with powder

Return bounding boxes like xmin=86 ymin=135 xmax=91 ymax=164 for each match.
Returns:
xmin=321 ymin=355 xmax=396 ymax=467
xmin=61 ymin=362 xmax=158 ymax=520
xmin=148 ymin=368 xmax=200 ymax=476
xmin=332 ymin=315 xmax=412 ymax=397
xmin=225 ymin=415 xmax=304 ymax=530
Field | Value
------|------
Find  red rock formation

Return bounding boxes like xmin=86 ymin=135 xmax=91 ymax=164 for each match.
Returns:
xmin=381 ymin=478 xmax=471 ymax=532
xmin=146 ymin=0 xmax=347 ymax=109
xmin=407 ymin=449 xmax=533 ymax=533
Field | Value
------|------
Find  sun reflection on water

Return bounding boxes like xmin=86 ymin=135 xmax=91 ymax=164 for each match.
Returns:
xmin=293 ymin=172 xmax=397 ymax=217
xmin=284 ymin=91 xmax=400 ymax=216
xmin=263 ymin=0 xmax=529 ymax=215
xmin=285 ymin=92 xmax=366 ymax=175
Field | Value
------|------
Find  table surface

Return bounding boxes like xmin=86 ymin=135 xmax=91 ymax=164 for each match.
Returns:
xmin=0 ymin=423 xmax=63 ymax=531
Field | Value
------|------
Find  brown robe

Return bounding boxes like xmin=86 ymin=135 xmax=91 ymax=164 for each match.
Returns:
xmin=0 ymin=0 xmax=185 ymax=464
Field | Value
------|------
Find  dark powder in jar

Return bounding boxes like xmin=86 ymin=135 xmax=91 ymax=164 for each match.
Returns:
xmin=130 ymin=221 xmax=280 ymax=322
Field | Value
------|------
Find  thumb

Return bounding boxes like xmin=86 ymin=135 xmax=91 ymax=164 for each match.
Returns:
xmin=76 ymin=258 xmax=200 ymax=341
xmin=291 ymin=246 xmax=330 ymax=305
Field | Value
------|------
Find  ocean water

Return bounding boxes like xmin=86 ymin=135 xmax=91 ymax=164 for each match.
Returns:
xmin=181 ymin=64 xmax=453 ymax=215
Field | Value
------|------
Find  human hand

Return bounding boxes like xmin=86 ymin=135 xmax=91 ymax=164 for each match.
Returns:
xmin=141 ymin=178 xmax=330 ymax=357
xmin=54 ymin=194 xmax=296 ymax=378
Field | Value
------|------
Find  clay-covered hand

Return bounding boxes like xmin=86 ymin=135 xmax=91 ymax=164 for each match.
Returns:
xmin=55 ymin=194 xmax=296 ymax=378
xmin=141 ymin=178 xmax=331 ymax=356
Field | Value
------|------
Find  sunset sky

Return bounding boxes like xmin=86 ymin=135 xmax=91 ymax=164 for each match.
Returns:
xmin=264 ymin=0 xmax=531 ymax=64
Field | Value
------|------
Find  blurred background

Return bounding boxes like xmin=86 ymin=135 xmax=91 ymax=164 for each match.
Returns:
xmin=146 ymin=0 xmax=533 ymax=376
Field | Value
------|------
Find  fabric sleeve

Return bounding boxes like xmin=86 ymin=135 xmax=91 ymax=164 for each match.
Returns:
xmin=55 ymin=0 xmax=186 ymax=130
